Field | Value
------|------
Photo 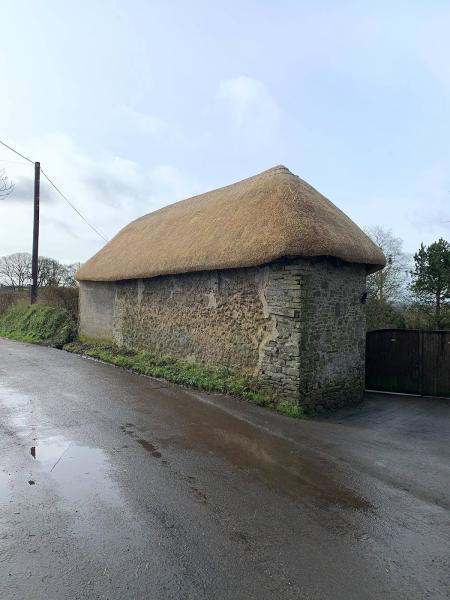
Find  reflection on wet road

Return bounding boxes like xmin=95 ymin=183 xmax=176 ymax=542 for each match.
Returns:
xmin=0 ymin=338 xmax=449 ymax=600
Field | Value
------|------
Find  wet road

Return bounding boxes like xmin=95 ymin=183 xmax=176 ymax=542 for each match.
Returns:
xmin=0 ymin=338 xmax=449 ymax=599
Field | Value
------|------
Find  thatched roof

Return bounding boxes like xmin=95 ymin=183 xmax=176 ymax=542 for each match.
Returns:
xmin=77 ymin=165 xmax=385 ymax=282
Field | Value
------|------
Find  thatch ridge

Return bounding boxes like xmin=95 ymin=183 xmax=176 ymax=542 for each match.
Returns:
xmin=76 ymin=165 xmax=385 ymax=282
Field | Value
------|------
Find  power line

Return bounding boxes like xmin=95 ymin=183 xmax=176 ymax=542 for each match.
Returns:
xmin=0 ymin=139 xmax=34 ymax=164
xmin=0 ymin=159 xmax=31 ymax=166
xmin=0 ymin=137 xmax=109 ymax=243
xmin=41 ymin=169 xmax=109 ymax=242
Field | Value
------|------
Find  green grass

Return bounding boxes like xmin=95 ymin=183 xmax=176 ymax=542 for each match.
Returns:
xmin=0 ymin=304 xmax=77 ymax=347
xmin=64 ymin=341 xmax=306 ymax=418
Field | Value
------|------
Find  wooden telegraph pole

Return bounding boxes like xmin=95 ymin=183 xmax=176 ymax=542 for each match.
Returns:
xmin=31 ymin=161 xmax=40 ymax=304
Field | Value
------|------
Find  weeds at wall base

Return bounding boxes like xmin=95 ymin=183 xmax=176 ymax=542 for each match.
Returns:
xmin=63 ymin=342 xmax=308 ymax=419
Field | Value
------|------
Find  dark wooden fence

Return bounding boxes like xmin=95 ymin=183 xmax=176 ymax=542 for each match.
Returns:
xmin=366 ymin=329 xmax=450 ymax=397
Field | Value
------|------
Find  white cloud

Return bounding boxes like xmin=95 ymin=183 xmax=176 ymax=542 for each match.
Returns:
xmin=217 ymin=76 xmax=280 ymax=138
xmin=0 ymin=134 xmax=199 ymax=263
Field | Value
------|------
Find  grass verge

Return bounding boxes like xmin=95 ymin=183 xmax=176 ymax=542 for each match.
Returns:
xmin=63 ymin=341 xmax=306 ymax=418
xmin=0 ymin=304 xmax=77 ymax=347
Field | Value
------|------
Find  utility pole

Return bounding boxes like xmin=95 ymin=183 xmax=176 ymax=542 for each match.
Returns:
xmin=31 ymin=161 xmax=40 ymax=304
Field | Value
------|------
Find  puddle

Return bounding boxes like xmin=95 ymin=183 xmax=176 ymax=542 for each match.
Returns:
xmin=116 ymin=388 xmax=371 ymax=510
xmin=209 ymin=427 xmax=371 ymax=509
xmin=28 ymin=435 xmax=122 ymax=506
xmin=162 ymin=394 xmax=373 ymax=511
xmin=1 ymin=384 xmax=122 ymax=508
xmin=49 ymin=444 xmax=122 ymax=506
xmin=28 ymin=436 xmax=71 ymax=472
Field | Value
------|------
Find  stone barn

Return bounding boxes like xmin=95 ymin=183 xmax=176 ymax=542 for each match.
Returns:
xmin=76 ymin=166 xmax=385 ymax=409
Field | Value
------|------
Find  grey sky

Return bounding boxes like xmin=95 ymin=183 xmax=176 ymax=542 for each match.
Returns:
xmin=1 ymin=0 xmax=449 ymax=263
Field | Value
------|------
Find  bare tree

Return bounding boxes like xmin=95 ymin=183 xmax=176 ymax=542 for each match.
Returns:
xmin=0 ymin=253 xmax=80 ymax=290
xmin=0 ymin=169 xmax=14 ymax=198
xmin=61 ymin=262 xmax=81 ymax=287
xmin=365 ymin=226 xmax=411 ymax=304
xmin=0 ymin=252 xmax=32 ymax=290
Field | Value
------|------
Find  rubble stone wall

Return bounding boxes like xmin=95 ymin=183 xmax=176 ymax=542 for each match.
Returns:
xmin=79 ymin=257 xmax=367 ymax=408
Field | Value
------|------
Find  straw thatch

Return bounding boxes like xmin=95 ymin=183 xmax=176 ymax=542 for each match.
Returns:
xmin=76 ymin=165 xmax=385 ymax=282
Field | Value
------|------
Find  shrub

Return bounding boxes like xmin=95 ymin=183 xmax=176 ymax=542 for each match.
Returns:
xmin=0 ymin=304 xmax=77 ymax=346
xmin=0 ymin=286 xmax=79 ymax=317
xmin=0 ymin=290 xmax=28 ymax=315
xmin=38 ymin=286 xmax=79 ymax=316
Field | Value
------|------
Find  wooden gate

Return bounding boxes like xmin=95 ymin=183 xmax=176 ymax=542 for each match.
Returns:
xmin=366 ymin=329 xmax=450 ymax=397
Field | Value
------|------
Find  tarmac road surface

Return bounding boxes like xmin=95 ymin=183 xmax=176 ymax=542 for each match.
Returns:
xmin=0 ymin=338 xmax=449 ymax=599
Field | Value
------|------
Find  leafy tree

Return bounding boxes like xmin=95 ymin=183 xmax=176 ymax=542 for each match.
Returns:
xmin=38 ymin=257 xmax=67 ymax=287
xmin=411 ymin=238 xmax=450 ymax=328
xmin=364 ymin=299 xmax=407 ymax=331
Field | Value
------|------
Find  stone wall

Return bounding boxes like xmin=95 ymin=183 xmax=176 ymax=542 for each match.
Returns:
xmin=78 ymin=257 xmax=367 ymax=408
xmin=295 ymin=259 xmax=367 ymax=409
xmin=113 ymin=265 xmax=301 ymax=400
